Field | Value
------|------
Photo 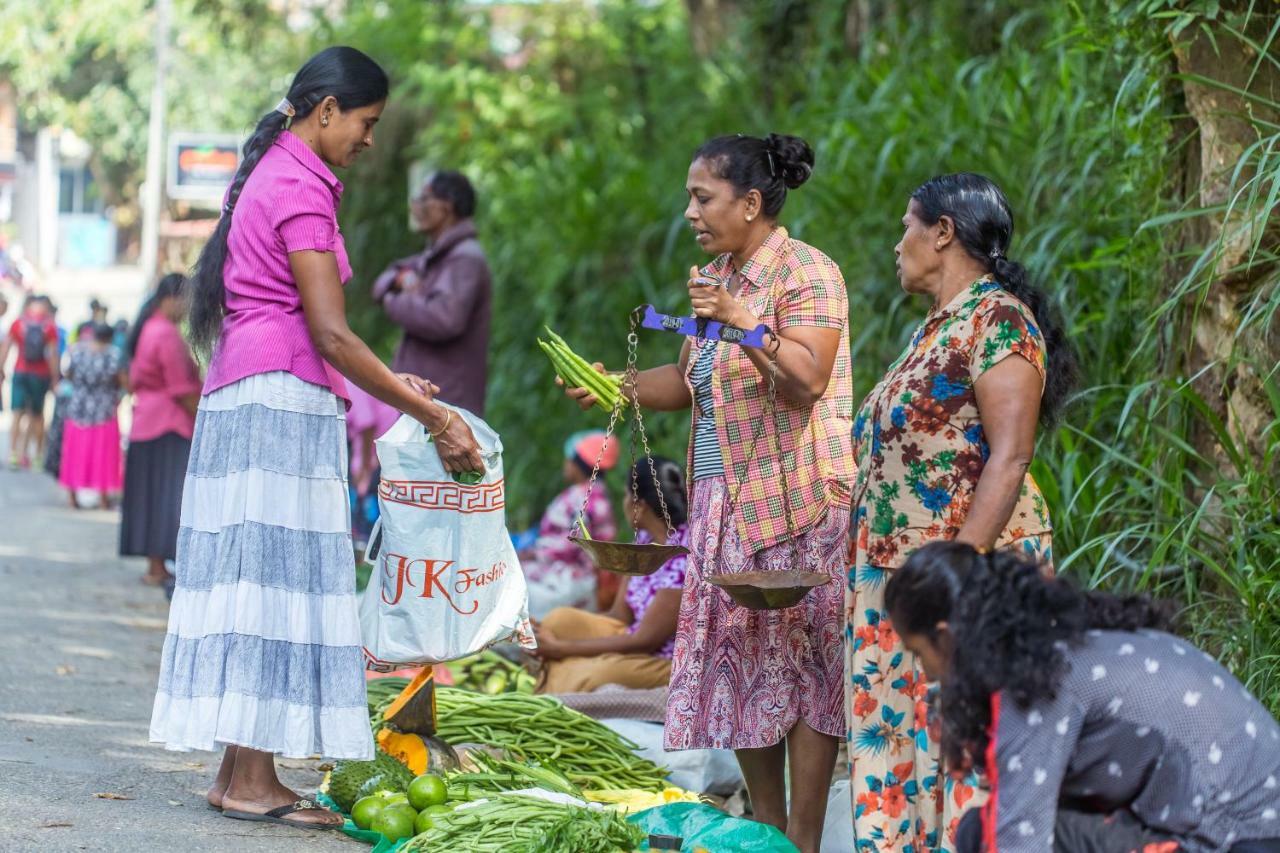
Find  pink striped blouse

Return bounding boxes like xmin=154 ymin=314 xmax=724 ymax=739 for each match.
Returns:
xmin=204 ymin=130 xmax=352 ymax=401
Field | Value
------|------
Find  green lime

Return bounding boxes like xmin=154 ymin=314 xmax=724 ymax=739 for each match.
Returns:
xmin=407 ymin=774 xmax=449 ymax=810
xmin=413 ymin=808 xmax=436 ymax=835
xmin=372 ymin=803 xmax=418 ymax=841
xmin=382 ymin=792 xmax=409 ymax=807
xmin=351 ymin=795 xmax=388 ymax=830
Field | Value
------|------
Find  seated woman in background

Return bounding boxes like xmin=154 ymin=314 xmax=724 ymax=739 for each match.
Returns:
xmin=534 ymin=456 xmax=689 ymax=694
xmin=521 ymin=430 xmax=619 ymax=618
xmin=885 ymin=541 xmax=1280 ymax=853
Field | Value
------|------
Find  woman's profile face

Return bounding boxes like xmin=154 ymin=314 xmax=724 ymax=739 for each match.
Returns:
xmin=318 ymin=99 xmax=386 ymax=169
xmin=684 ymin=157 xmax=753 ymax=257
xmin=894 ymin=199 xmax=938 ymax=295
xmin=897 ymin=621 xmax=951 ymax=684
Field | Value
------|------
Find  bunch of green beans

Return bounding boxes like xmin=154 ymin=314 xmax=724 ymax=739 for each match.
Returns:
xmin=537 ymin=327 xmax=626 ymax=413
xmin=404 ymin=793 xmax=643 ymax=852
xmin=434 ymin=689 xmax=668 ymax=792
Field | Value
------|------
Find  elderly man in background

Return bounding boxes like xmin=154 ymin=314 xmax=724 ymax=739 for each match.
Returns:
xmin=373 ymin=170 xmax=492 ymax=415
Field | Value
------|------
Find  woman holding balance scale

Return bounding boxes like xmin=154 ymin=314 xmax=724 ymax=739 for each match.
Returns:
xmin=562 ymin=132 xmax=854 ymax=853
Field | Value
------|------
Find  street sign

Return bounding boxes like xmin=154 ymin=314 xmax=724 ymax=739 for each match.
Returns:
xmin=167 ymin=133 xmax=241 ymax=201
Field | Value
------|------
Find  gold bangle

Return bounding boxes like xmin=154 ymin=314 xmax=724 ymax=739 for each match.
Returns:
xmin=430 ymin=408 xmax=453 ymax=439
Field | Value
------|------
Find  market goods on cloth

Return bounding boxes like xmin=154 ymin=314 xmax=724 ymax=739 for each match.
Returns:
xmin=360 ymin=406 xmax=535 ymax=668
xmin=150 ymin=371 xmax=373 ymax=760
xmin=664 ymin=475 xmax=849 ymax=751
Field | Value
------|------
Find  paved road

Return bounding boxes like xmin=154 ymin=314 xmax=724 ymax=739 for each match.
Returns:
xmin=0 ymin=456 xmax=357 ymax=853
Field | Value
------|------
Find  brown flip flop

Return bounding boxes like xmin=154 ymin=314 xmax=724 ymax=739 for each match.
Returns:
xmin=222 ymin=798 xmax=342 ymax=830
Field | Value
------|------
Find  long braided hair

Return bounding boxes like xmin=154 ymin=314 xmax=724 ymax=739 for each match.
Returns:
xmin=910 ymin=172 xmax=1079 ymax=425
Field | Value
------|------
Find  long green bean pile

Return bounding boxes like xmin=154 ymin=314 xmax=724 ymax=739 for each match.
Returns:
xmin=404 ymin=793 xmax=643 ymax=853
xmin=433 ymin=689 xmax=668 ymax=791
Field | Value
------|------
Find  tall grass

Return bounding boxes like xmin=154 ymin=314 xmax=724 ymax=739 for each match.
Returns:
xmin=328 ymin=0 xmax=1279 ymax=709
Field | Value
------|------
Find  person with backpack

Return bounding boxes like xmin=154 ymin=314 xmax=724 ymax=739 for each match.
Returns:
xmin=0 ymin=294 xmax=60 ymax=469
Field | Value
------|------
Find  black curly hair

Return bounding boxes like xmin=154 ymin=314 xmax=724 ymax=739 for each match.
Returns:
xmin=692 ymin=133 xmax=815 ymax=218
xmin=884 ymin=541 xmax=1175 ymax=773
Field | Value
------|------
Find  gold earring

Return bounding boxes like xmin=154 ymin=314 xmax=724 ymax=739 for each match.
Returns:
xmin=321 ymin=115 xmax=329 ymax=127
xmin=746 ymin=215 xmax=755 ymax=222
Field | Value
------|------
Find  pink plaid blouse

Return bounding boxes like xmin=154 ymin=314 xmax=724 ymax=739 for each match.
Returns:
xmin=684 ymin=227 xmax=855 ymax=554
xmin=204 ymin=130 xmax=353 ymax=401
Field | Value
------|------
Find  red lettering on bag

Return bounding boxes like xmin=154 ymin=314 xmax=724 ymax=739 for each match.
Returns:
xmin=381 ymin=551 xmax=481 ymax=616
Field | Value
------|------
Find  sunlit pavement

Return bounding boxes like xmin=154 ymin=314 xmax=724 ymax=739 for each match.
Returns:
xmin=0 ymin=420 xmax=355 ymax=852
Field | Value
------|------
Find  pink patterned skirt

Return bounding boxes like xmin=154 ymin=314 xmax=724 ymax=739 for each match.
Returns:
xmin=58 ymin=417 xmax=123 ymax=492
xmin=664 ymin=476 xmax=850 ymax=751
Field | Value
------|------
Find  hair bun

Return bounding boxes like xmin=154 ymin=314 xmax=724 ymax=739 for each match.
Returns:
xmin=765 ymin=133 xmax=815 ymax=189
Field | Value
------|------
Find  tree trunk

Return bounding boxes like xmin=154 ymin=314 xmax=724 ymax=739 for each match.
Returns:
xmin=1171 ymin=8 xmax=1280 ymax=468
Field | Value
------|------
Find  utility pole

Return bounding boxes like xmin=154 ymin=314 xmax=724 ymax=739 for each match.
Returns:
xmin=139 ymin=0 xmax=170 ymax=284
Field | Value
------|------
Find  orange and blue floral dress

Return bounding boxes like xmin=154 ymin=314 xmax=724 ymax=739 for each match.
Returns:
xmin=845 ymin=277 xmax=1052 ymax=852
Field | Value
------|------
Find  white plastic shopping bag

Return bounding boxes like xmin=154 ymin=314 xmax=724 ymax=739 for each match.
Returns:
xmin=359 ymin=405 xmax=536 ymax=669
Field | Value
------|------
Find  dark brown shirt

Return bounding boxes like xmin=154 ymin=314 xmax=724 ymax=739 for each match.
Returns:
xmin=372 ymin=220 xmax=491 ymax=415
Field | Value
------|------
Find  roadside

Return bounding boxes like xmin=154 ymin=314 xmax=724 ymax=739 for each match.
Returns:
xmin=0 ymin=431 xmax=355 ymax=853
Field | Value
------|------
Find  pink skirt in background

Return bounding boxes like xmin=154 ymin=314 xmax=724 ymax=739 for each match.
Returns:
xmin=664 ymin=475 xmax=851 ymax=751
xmin=59 ymin=417 xmax=123 ymax=493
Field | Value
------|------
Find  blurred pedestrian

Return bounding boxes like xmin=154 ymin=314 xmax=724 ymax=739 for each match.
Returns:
xmin=120 ymin=274 xmax=200 ymax=586
xmin=373 ymin=169 xmax=491 ymax=415
xmin=90 ymin=298 xmax=109 ymax=325
xmin=59 ymin=322 xmax=126 ymax=508
xmin=112 ymin=319 xmax=130 ymax=356
xmin=42 ymin=320 xmax=94 ymax=479
xmin=1 ymin=294 xmax=59 ymax=469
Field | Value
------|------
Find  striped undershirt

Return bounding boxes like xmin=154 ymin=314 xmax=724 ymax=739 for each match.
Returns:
xmin=689 ymin=344 xmax=725 ymax=480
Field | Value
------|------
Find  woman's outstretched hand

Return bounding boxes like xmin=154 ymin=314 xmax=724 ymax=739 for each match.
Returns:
xmin=396 ymin=373 xmax=439 ymax=399
xmin=557 ymin=362 xmax=609 ymax=412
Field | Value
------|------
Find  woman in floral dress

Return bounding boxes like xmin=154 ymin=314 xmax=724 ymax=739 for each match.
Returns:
xmin=846 ymin=173 xmax=1077 ymax=852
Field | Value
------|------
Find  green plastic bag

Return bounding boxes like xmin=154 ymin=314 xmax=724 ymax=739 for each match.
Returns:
xmin=628 ymin=803 xmax=798 ymax=852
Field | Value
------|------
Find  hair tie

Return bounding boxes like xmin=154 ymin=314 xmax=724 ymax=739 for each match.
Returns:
xmin=222 ymin=201 xmax=235 ymax=216
xmin=989 ymin=248 xmax=1005 ymax=261
xmin=765 ymin=149 xmax=777 ymax=178
xmin=275 ymin=97 xmax=296 ymax=118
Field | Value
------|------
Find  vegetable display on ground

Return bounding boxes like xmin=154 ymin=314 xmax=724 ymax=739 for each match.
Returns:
xmin=433 ymin=687 xmax=669 ymax=792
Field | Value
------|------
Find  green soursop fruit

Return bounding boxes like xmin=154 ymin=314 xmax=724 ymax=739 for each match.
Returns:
xmin=374 ymin=752 xmax=414 ymax=789
xmin=329 ymin=749 xmax=410 ymax=812
xmin=356 ymin=773 xmax=396 ymax=801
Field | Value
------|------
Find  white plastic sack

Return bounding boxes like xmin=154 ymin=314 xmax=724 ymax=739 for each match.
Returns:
xmin=600 ymin=719 xmax=744 ymax=796
xmin=821 ymin=779 xmax=854 ymax=852
xmin=359 ymin=406 xmax=535 ymax=669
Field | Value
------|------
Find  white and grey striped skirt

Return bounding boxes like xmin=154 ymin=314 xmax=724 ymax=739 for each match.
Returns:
xmin=149 ymin=371 xmax=374 ymax=760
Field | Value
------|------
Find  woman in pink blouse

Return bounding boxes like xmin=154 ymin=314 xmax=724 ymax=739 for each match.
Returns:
xmin=119 ymin=273 xmax=199 ymax=586
xmin=148 ymin=47 xmax=481 ymax=832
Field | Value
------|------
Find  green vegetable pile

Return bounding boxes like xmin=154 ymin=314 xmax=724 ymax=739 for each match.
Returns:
xmin=434 ymin=688 xmax=668 ymax=791
xmin=365 ymin=677 xmax=409 ymax=735
xmin=447 ymin=650 xmax=536 ymax=694
xmin=537 ymin=326 xmax=626 ymax=413
xmin=404 ymin=792 xmax=643 ymax=853
xmin=445 ymin=751 xmax=581 ymax=800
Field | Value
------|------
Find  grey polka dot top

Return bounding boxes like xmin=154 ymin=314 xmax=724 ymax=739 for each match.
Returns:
xmin=986 ymin=629 xmax=1280 ymax=850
